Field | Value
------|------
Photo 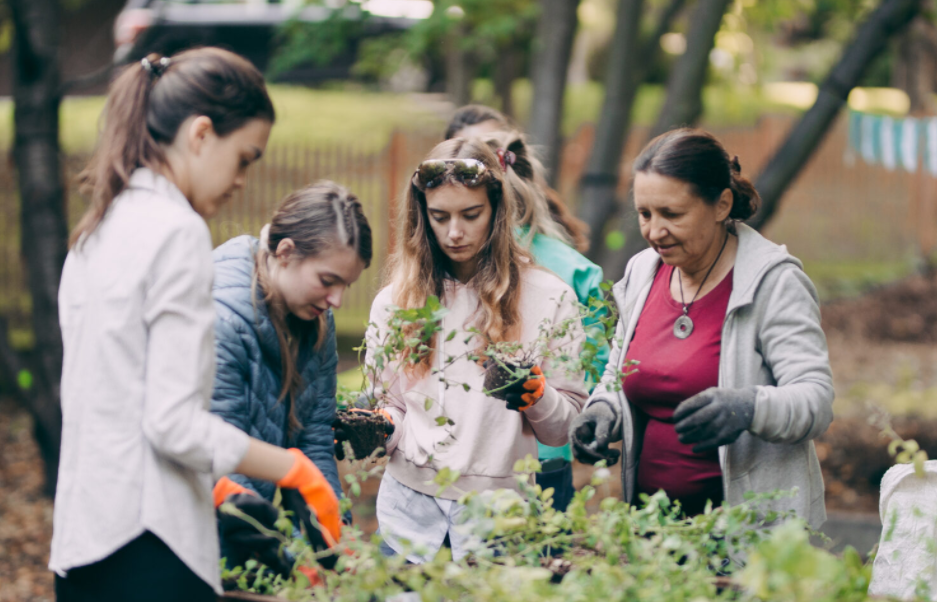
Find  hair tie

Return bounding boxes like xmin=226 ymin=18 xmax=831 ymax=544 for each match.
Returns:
xmin=496 ymin=148 xmax=516 ymax=171
xmin=730 ymin=155 xmax=741 ymax=174
xmin=141 ymin=56 xmax=171 ymax=79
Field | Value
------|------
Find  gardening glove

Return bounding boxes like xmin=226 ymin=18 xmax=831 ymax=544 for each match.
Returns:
xmin=333 ymin=408 xmax=395 ymax=461
xmin=217 ymin=492 xmax=294 ymax=578
xmin=276 ymin=448 xmax=342 ymax=553
xmin=486 ymin=361 xmax=547 ymax=412
xmin=280 ymin=488 xmax=339 ymax=570
xmin=570 ymin=400 xmax=621 ymax=466
xmin=673 ymin=387 xmax=757 ymax=454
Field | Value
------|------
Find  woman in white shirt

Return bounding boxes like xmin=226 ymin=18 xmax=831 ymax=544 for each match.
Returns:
xmin=52 ymin=47 xmax=340 ymax=602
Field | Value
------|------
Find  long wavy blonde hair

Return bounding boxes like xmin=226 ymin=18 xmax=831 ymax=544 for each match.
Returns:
xmin=385 ymin=138 xmax=531 ymax=374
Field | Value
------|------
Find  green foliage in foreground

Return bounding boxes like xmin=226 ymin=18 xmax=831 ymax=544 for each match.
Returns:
xmin=221 ymin=460 xmax=872 ymax=602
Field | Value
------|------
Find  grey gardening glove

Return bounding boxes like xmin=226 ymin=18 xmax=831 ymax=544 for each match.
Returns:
xmin=673 ymin=387 xmax=757 ymax=454
xmin=569 ymin=400 xmax=621 ymax=466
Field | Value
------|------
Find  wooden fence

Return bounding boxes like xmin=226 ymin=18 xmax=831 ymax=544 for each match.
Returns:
xmin=2 ymin=115 xmax=935 ymax=344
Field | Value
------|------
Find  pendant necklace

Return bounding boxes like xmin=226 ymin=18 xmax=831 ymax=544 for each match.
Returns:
xmin=672 ymin=232 xmax=729 ymax=340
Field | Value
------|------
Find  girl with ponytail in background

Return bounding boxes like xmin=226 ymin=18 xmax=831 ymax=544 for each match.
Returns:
xmin=52 ymin=48 xmax=341 ymax=601
xmin=471 ymin=129 xmax=606 ymax=512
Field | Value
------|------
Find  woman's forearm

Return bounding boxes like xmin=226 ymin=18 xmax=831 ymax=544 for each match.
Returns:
xmin=235 ymin=438 xmax=297 ymax=482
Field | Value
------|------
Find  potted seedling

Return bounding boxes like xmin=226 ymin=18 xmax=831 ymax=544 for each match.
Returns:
xmin=481 ymin=289 xmax=621 ymax=400
xmin=333 ymin=295 xmax=457 ymax=461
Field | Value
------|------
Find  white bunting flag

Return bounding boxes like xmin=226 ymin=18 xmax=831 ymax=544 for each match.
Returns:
xmin=900 ymin=117 xmax=918 ymax=173
xmin=881 ymin=116 xmax=897 ymax=171
xmin=928 ymin=118 xmax=937 ymax=177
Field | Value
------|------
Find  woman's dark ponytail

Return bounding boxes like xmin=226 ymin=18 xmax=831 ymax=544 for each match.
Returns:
xmin=727 ymin=158 xmax=760 ymax=221
xmin=72 ymin=47 xmax=275 ymax=247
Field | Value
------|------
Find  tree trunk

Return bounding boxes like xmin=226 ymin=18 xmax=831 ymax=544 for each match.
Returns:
xmin=446 ymin=30 xmax=474 ymax=106
xmin=577 ymin=0 xmax=688 ymax=261
xmin=576 ymin=0 xmax=645 ymax=260
xmin=6 ymin=0 xmax=67 ymax=496
xmin=892 ymin=15 xmax=937 ymax=114
xmin=493 ymin=44 xmax=521 ymax=118
xmin=648 ymin=0 xmax=731 ymax=140
xmin=527 ymin=0 xmax=581 ymax=185
xmin=748 ymin=0 xmax=922 ymax=231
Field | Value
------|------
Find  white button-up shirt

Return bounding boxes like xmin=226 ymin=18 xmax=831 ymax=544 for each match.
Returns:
xmin=50 ymin=169 xmax=249 ymax=593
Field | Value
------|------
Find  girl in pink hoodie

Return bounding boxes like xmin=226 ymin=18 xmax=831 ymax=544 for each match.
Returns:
xmin=366 ymin=138 xmax=588 ymax=563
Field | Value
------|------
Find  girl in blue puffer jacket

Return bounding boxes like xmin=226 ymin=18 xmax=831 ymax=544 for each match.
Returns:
xmin=209 ymin=181 xmax=374 ymax=570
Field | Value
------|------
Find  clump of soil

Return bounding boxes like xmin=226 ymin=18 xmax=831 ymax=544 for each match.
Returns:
xmin=823 ymin=271 xmax=937 ymax=343
xmin=817 ymin=414 xmax=937 ymax=512
xmin=483 ymin=360 xmax=533 ymax=398
xmin=334 ymin=411 xmax=387 ymax=460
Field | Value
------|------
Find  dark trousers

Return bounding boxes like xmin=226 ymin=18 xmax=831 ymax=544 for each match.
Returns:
xmin=55 ymin=531 xmax=215 ymax=602
xmin=536 ymin=459 xmax=575 ymax=512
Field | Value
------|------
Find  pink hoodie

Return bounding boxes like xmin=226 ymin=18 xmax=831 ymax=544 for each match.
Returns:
xmin=366 ymin=267 xmax=588 ymax=500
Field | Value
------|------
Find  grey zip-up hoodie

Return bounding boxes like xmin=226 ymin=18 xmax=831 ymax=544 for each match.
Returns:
xmin=588 ymin=224 xmax=833 ymax=528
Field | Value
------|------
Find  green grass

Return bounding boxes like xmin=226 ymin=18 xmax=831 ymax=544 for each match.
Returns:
xmin=801 ymin=258 xmax=918 ymax=302
xmin=0 ymin=84 xmax=446 ymax=154
xmin=474 ymin=80 xmax=803 ymax=137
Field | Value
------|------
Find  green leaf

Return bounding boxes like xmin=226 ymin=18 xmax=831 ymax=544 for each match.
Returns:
xmin=17 ymin=369 xmax=32 ymax=391
xmin=446 ymin=330 xmax=457 ymax=341
xmin=462 ymin=383 xmax=471 ymax=392
xmin=435 ymin=416 xmax=449 ymax=426
xmin=424 ymin=398 xmax=433 ymax=411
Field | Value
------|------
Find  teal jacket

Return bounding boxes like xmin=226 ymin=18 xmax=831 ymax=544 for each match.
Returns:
xmin=523 ymin=229 xmax=608 ymax=462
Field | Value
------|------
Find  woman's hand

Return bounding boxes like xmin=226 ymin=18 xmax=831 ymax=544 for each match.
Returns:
xmin=216 ymin=490 xmax=294 ymax=577
xmin=332 ymin=408 xmax=395 ymax=461
xmin=487 ymin=362 xmax=547 ymax=412
xmin=275 ymin=449 xmax=341 ymax=548
xmin=569 ymin=400 xmax=621 ymax=466
xmin=673 ymin=387 xmax=757 ymax=453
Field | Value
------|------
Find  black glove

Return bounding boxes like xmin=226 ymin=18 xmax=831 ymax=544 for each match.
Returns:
xmin=333 ymin=408 xmax=395 ymax=461
xmin=569 ymin=400 xmax=621 ymax=466
xmin=673 ymin=387 xmax=757 ymax=454
xmin=218 ymin=493 xmax=293 ymax=577
xmin=280 ymin=488 xmax=340 ymax=570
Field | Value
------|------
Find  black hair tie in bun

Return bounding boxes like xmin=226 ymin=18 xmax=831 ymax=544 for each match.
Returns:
xmin=730 ymin=155 xmax=741 ymax=174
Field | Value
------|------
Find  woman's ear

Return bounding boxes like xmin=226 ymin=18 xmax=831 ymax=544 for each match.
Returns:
xmin=275 ymin=238 xmax=297 ymax=265
xmin=188 ymin=115 xmax=214 ymax=156
xmin=715 ymin=188 xmax=733 ymax=223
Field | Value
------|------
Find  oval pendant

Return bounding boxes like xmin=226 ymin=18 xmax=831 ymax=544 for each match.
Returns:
xmin=674 ymin=314 xmax=694 ymax=339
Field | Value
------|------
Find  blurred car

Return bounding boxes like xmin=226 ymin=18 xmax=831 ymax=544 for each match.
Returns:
xmin=113 ymin=0 xmax=433 ymax=82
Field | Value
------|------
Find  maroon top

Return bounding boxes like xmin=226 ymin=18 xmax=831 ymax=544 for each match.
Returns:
xmin=623 ymin=263 xmax=733 ymax=516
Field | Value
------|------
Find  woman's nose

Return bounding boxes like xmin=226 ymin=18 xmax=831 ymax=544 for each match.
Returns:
xmin=327 ymin=287 xmax=344 ymax=309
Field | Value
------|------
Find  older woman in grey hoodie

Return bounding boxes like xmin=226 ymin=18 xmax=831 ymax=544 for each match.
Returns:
xmin=570 ymin=129 xmax=833 ymax=527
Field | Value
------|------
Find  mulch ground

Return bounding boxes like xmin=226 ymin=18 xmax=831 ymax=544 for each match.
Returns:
xmin=0 ymin=397 xmax=54 ymax=602
xmin=5 ymin=272 xmax=937 ymax=597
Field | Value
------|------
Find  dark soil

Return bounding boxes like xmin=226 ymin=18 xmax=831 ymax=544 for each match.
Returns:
xmin=816 ymin=414 xmax=937 ymax=512
xmin=822 ymin=271 xmax=937 ymax=343
xmin=483 ymin=360 xmax=533 ymax=398
xmin=335 ymin=410 xmax=387 ymax=461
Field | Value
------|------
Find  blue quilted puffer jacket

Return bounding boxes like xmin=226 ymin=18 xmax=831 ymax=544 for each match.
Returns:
xmin=209 ymin=235 xmax=342 ymax=501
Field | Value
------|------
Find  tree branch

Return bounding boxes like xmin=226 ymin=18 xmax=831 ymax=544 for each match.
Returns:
xmin=748 ymin=0 xmax=923 ymax=231
xmin=61 ymin=62 xmax=114 ymax=95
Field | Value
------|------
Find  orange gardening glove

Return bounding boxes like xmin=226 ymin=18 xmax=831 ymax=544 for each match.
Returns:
xmin=504 ymin=366 xmax=546 ymax=412
xmin=276 ymin=449 xmax=341 ymax=548
xmin=213 ymin=476 xmax=253 ymax=508
xmin=297 ymin=565 xmax=323 ymax=587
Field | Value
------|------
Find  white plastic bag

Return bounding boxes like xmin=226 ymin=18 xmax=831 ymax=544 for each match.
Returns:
xmin=869 ymin=461 xmax=937 ymax=600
